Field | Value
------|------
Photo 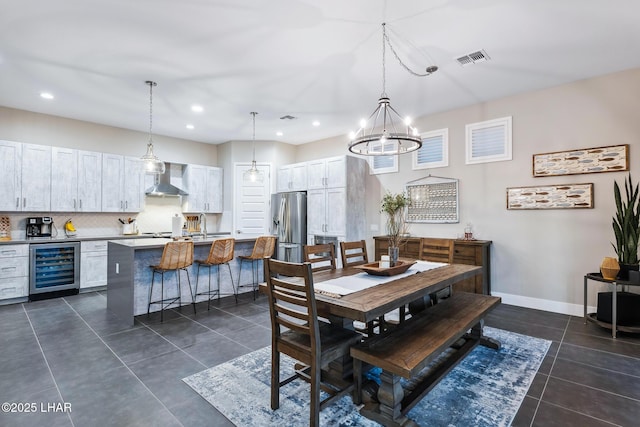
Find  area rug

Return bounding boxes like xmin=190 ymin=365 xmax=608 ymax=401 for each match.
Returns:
xmin=183 ymin=327 xmax=550 ymax=426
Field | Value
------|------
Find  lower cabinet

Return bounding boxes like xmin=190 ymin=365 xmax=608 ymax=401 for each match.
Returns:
xmin=373 ymin=236 xmax=492 ymax=295
xmin=80 ymin=240 xmax=108 ymax=289
xmin=0 ymin=244 xmax=29 ymax=300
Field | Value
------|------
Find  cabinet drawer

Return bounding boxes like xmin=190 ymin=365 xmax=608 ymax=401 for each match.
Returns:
xmin=0 ymin=277 xmax=28 ymax=300
xmin=0 ymin=245 xmax=29 ymax=258
xmin=81 ymin=240 xmax=109 ymax=252
xmin=0 ymin=256 xmax=28 ymax=278
xmin=453 ymin=245 xmax=478 ymax=264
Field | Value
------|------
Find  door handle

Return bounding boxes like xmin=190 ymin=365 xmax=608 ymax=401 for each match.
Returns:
xmin=79 ymin=199 xmax=83 ymax=209
xmin=23 ymin=198 xmax=26 ymax=208
xmin=16 ymin=197 xmax=19 ymax=208
xmin=237 ymin=230 xmax=242 ymax=234
xmin=74 ymin=199 xmax=77 ymax=209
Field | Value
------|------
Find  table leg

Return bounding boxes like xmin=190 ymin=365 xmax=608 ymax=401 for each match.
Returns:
xmin=584 ymin=276 xmax=588 ymax=324
xmin=612 ymin=283 xmax=617 ymax=339
xmin=360 ymin=370 xmax=418 ymax=427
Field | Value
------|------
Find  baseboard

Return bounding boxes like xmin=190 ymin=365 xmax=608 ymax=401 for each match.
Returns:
xmin=491 ymin=292 xmax=593 ymax=317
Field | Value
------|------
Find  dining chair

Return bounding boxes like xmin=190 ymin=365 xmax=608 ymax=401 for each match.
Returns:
xmin=237 ymin=235 xmax=276 ymax=299
xmin=147 ymin=240 xmax=195 ymax=322
xmin=193 ymin=238 xmax=236 ymax=312
xmin=409 ymin=237 xmax=455 ymax=315
xmin=339 ymin=240 xmax=369 ymax=267
xmin=263 ymin=257 xmax=362 ymax=427
xmin=303 ymin=243 xmax=336 ymax=272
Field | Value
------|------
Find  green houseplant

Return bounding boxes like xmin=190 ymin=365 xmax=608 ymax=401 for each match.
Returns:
xmin=612 ymin=173 xmax=640 ymax=278
xmin=381 ymin=191 xmax=410 ymax=265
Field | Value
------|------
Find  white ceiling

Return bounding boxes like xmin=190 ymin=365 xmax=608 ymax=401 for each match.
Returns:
xmin=1 ymin=0 xmax=640 ymax=146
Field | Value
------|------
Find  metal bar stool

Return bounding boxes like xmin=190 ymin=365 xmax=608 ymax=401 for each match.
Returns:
xmin=193 ymin=238 xmax=236 ymax=312
xmin=147 ymin=240 xmax=195 ymax=322
xmin=236 ymin=235 xmax=276 ymax=299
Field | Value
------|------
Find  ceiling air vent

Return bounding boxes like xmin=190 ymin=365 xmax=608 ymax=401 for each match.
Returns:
xmin=280 ymin=115 xmax=296 ymax=120
xmin=456 ymin=49 xmax=490 ymax=67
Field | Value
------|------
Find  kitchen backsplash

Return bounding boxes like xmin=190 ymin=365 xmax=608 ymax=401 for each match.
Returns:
xmin=2 ymin=197 xmax=221 ymax=240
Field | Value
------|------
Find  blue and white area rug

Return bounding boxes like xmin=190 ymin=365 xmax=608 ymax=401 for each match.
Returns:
xmin=183 ymin=327 xmax=550 ymax=426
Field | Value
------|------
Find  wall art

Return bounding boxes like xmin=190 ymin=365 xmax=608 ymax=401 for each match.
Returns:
xmin=533 ymin=144 xmax=628 ymax=177
xmin=406 ymin=175 xmax=459 ymax=223
xmin=506 ymin=183 xmax=593 ymax=210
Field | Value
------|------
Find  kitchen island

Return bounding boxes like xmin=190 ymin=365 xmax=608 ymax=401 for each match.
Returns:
xmin=107 ymin=237 xmax=258 ymax=325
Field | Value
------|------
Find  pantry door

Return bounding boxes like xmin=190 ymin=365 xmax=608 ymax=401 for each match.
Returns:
xmin=233 ymin=163 xmax=271 ymax=240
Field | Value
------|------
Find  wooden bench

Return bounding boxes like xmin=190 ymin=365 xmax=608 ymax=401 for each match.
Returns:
xmin=351 ymin=291 xmax=501 ymax=427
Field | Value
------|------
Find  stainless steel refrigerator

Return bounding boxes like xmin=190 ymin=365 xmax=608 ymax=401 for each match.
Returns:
xmin=271 ymin=191 xmax=307 ymax=263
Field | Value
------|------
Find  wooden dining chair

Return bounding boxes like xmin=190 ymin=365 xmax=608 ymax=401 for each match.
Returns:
xmin=303 ymin=243 xmax=336 ymax=272
xmin=264 ymin=257 xmax=362 ymax=427
xmin=409 ymin=237 xmax=455 ymax=315
xmin=339 ymin=240 xmax=369 ymax=267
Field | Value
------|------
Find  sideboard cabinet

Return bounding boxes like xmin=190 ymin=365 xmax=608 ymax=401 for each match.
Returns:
xmin=373 ymin=236 xmax=492 ymax=295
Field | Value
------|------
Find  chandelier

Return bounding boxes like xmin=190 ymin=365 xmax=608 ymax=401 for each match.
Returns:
xmin=141 ymin=80 xmax=166 ymax=174
xmin=348 ymin=23 xmax=437 ymax=156
xmin=243 ymin=111 xmax=264 ymax=182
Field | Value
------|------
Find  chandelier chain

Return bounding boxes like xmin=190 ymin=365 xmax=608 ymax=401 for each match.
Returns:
xmin=383 ymin=27 xmax=434 ymax=77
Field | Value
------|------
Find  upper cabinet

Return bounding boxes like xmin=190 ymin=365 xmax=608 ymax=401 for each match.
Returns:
xmin=276 ymin=162 xmax=307 ymax=192
xmin=101 ymin=154 xmax=144 ymax=212
xmin=77 ymin=150 xmax=103 ymax=212
xmin=0 ymin=140 xmax=22 ymax=211
xmin=51 ymin=148 xmax=102 ymax=212
xmin=182 ymin=164 xmax=223 ymax=213
xmin=307 ymin=156 xmax=347 ymax=190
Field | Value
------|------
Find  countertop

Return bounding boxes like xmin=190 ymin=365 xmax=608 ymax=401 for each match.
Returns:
xmin=109 ymin=236 xmax=255 ymax=249
xmin=0 ymin=232 xmax=232 ymax=245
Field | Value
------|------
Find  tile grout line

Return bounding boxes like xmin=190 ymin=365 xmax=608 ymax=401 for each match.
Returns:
xmin=21 ymin=303 xmax=75 ymax=427
xmin=60 ymin=297 xmax=186 ymax=427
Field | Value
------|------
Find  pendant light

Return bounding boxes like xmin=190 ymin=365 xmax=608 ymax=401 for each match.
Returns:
xmin=243 ymin=111 xmax=263 ymax=183
xmin=348 ymin=23 xmax=437 ymax=156
xmin=141 ymin=80 xmax=166 ymax=174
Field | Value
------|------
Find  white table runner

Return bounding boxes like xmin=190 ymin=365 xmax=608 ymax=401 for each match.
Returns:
xmin=314 ymin=260 xmax=448 ymax=297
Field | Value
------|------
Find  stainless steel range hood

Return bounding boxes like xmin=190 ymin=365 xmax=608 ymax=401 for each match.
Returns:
xmin=145 ymin=163 xmax=188 ymax=197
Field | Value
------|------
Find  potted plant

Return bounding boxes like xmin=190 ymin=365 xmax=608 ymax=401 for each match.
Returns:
xmin=381 ymin=191 xmax=410 ymax=266
xmin=612 ymin=173 xmax=640 ymax=279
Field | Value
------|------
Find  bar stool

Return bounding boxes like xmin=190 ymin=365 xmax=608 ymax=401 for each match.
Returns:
xmin=236 ymin=235 xmax=276 ymax=299
xmin=193 ymin=238 xmax=236 ymax=312
xmin=147 ymin=240 xmax=195 ymax=322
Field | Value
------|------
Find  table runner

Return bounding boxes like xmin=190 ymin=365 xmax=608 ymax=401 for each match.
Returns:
xmin=314 ymin=260 xmax=447 ymax=297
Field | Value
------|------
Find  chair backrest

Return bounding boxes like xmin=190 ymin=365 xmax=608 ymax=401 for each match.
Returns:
xmin=303 ymin=243 xmax=336 ymax=272
xmin=250 ymin=236 xmax=276 ymax=259
xmin=264 ymin=258 xmax=319 ymax=365
xmin=418 ymin=238 xmax=454 ymax=263
xmin=339 ymin=240 xmax=369 ymax=268
xmin=158 ymin=241 xmax=194 ymax=269
xmin=206 ymin=238 xmax=235 ymax=264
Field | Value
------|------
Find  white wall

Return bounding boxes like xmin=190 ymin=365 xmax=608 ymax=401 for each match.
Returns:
xmin=295 ymin=68 xmax=640 ymax=315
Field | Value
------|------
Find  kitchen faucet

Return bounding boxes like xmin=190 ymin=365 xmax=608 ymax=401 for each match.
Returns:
xmin=200 ymin=213 xmax=207 ymax=236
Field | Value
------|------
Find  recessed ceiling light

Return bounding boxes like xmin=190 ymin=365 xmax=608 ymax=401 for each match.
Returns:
xmin=40 ymin=92 xmax=54 ymax=100
xmin=312 ymin=120 xmax=320 ymax=127
xmin=191 ymin=105 xmax=203 ymax=113
xmin=186 ymin=124 xmax=194 ymax=130
xmin=276 ymin=131 xmax=283 ymax=137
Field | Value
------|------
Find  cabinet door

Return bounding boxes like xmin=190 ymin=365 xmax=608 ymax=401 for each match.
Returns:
xmin=306 ymin=189 xmax=326 ymax=235
xmin=290 ymin=162 xmax=308 ymax=191
xmin=77 ymin=150 xmax=102 ymax=212
xmin=325 ymin=187 xmax=346 ymax=236
xmin=123 ymin=157 xmax=144 ymax=212
xmin=80 ymin=251 xmax=108 ymax=288
xmin=183 ymin=164 xmax=206 ymax=212
xmin=306 ymin=159 xmax=326 ymax=190
xmin=205 ymin=167 xmax=223 ymax=213
xmin=276 ymin=165 xmax=291 ymax=193
xmin=101 ymin=154 xmax=124 ymax=212
xmin=22 ymin=143 xmax=51 ymax=211
xmin=0 ymin=140 xmax=22 ymax=211
xmin=51 ymin=147 xmax=78 ymax=212
xmin=325 ymin=156 xmax=346 ymax=188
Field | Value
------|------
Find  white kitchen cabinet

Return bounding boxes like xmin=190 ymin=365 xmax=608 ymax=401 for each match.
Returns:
xmin=0 ymin=244 xmax=29 ymax=300
xmin=307 ymin=156 xmax=346 ymax=190
xmin=0 ymin=140 xmax=22 ymax=211
xmin=276 ymin=162 xmax=307 ymax=192
xmin=51 ymin=147 xmax=78 ymax=211
xmin=182 ymin=164 xmax=223 ymax=213
xmin=77 ymin=150 xmax=103 ymax=212
xmin=307 ymin=187 xmax=347 ymax=236
xmin=80 ymin=240 xmax=108 ymax=289
xmin=101 ymin=154 xmax=144 ymax=212
xmin=22 ymin=143 xmax=52 ymax=212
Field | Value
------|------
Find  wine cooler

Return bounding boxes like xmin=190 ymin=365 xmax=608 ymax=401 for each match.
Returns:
xmin=29 ymin=242 xmax=80 ymax=297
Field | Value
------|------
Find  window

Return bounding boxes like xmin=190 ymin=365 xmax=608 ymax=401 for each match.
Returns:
xmin=413 ymin=128 xmax=448 ymax=170
xmin=465 ymin=116 xmax=512 ymax=164
xmin=368 ymin=142 xmax=398 ymax=174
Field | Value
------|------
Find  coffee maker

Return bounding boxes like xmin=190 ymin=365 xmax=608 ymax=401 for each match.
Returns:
xmin=26 ymin=217 xmax=53 ymax=238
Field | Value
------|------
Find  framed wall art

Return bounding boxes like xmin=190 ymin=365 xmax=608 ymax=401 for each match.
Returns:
xmin=406 ymin=175 xmax=459 ymax=223
xmin=533 ymin=144 xmax=628 ymax=177
xmin=506 ymin=183 xmax=594 ymax=210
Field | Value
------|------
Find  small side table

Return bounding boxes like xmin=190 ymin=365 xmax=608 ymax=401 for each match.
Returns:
xmin=584 ymin=273 xmax=640 ymax=339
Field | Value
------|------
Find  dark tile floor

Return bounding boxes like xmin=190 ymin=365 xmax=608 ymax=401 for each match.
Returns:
xmin=0 ymin=291 xmax=639 ymax=426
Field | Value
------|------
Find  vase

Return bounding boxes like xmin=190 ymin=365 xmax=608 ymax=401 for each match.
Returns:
xmin=388 ymin=246 xmax=399 ymax=267
xmin=617 ymin=262 xmax=639 ymax=281
xmin=600 ymin=257 xmax=619 ymax=280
